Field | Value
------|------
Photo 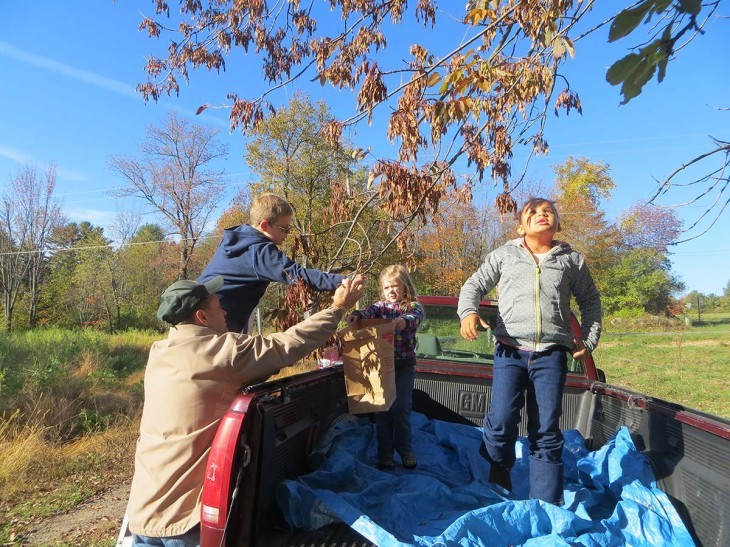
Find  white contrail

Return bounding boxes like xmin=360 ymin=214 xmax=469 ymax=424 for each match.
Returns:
xmin=0 ymin=40 xmax=229 ymax=127
xmin=0 ymin=145 xmax=87 ymax=181
xmin=0 ymin=40 xmax=139 ymax=99
xmin=0 ymin=145 xmax=32 ymax=165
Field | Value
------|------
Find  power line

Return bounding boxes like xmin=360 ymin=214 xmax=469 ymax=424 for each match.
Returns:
xmin=0 ymin=233 xmax=223 ymax=257
xmin=0 ymin=171 xmax=254 ymax=198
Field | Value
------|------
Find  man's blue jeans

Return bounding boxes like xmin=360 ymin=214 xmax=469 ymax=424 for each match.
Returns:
xmin=132 ymin=524 xmax=200 ymax=547
xmin=482 ymin=343 xmax=568 ymax=504
xmin=377 ymin=357 xmax=416 ymax=460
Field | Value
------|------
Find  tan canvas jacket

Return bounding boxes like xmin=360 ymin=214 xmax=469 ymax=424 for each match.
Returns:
xmin=126 ymin=305 xmax=344 ymax=537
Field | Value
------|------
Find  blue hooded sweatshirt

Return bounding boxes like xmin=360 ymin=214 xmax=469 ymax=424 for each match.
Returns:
xmin=198 ymin=225 xmax=345 ymax=333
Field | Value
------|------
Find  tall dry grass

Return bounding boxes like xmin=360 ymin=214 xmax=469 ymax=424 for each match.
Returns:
xmin=0 ymin=398 xmax=141 ymax=505
xmin=0 ymin=401 xmax=140 ymax=545
xmin=0 ymin=409 xmax=49 ymax=499
xmin=0 ymin=328 xmax=152 ymax=544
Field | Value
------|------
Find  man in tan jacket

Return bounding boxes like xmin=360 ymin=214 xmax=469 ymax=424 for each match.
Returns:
xmin=127 ymin=273 xmax=364 ymax=546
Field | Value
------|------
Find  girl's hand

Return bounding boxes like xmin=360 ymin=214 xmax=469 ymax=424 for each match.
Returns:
xmin=394 ymin=317 xmax=406 ymax=330
xmin=460 ymin=313 xmax=489 ymax=341
xmin=571 ymin=339 xmax=588 ymax=361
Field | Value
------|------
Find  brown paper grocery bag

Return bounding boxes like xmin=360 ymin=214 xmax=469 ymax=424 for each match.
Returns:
xmin=338 ymin=318 xmax=396 ymax=414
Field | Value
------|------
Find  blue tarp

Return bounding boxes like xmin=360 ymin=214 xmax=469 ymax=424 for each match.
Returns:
xmin=277 ymin=413 xmax=695 ymax=546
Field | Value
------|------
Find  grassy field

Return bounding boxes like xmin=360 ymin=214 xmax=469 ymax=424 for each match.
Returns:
xmin=0 ymin=328 xmax=158 ymax=546
xmin=0 ymin=314 xmax=727 ymax=544
xmin=593 ymin=312 xmax=729 ymax=418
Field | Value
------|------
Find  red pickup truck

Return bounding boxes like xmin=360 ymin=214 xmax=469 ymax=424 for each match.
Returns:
xmin=118 ymin=296 xmax=730 ymax=546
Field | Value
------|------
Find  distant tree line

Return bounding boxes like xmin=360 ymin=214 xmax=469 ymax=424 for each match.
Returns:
xmin=1 ymin=99 xmax=719 ymax=334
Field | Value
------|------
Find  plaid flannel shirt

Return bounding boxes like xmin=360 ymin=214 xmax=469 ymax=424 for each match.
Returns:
xmin=352 ymin=300 xmax=424 ymax=360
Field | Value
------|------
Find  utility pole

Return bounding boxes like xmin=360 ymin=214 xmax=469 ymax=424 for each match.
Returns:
xmin=696 ymin=293 xmax=702 ymax=323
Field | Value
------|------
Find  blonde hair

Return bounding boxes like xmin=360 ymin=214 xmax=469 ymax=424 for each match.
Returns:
xmin=379 ymin=264 xmax=420 ymax=308
xmin=249 ymin=193 xmax=294 ymax=226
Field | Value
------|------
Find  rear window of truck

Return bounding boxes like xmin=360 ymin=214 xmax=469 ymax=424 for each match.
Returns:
xmin=416 ymin=302 xmax=585 ymax=375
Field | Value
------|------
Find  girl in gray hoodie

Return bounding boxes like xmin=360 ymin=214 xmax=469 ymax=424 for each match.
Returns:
xmin=457 ymin=197 xmax=602 ymax=504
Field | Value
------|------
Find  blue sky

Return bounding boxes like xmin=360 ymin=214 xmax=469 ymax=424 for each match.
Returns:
xmin=1 ymin=2 xmax=729 ymax=296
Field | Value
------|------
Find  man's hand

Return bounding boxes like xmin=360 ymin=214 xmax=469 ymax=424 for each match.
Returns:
xmin=460 ymin=313 xmax=489 ymax=341
xmin=333 ymin=274 xmax=365 ymax=311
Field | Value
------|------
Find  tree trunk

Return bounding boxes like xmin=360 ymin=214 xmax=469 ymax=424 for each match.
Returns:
xmin=179 ymin=244 xmax=190 ymax=279
xmin=28 ymin=271 xmax=39 ymax=328
xmin=4 ymin=291 xmax=12 ymax=333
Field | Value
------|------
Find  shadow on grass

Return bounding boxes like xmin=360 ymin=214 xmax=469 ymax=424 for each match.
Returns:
xmin=691 ymin=317 xmax=730 ymax=327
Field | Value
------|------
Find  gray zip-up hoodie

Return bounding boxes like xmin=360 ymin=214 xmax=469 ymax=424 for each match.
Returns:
xmin=457 ymin=238 xmax=602 ymax=353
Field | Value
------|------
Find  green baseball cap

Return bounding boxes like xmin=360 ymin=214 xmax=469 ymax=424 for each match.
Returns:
xmin=157 ymin=276 xmax=224 ymax=325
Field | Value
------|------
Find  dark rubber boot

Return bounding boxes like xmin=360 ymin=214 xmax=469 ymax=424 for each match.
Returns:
xmin=479 ymin=441 xmax=512 ymax=491
xmin=488 ymin=463 xmax=512 ymax=492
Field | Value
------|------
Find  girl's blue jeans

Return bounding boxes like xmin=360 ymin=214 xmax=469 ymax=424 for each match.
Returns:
xmin=377 ymin=357 xmax=416 ymax=460
xmin=482 ymin=342 xmax=568 ymax=504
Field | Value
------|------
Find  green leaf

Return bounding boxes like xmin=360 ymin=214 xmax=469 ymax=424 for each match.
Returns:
xmin=657 ymin=55 xmax=668 ymax=83
xmin=606 ymin=53 xmax=642 ymax=86
xmin=656 ymin=26 xmax=672 ymax=83
xmin=653 ymin=0 xmax=673 ymax=12
xmin=609 ymin=0 xmax=654 ymax=42
xmin=543 ymin=25 xmax=555 ymax=46
xmin=439 ymin=76 xmax=450 ymax=95
xmin=678 ymin=0 xmax=701 ymax=15
xmin=625 ymin=59 xmax=657 ymax=103
xmin=606 ymin=50 xmax=659 ymax=104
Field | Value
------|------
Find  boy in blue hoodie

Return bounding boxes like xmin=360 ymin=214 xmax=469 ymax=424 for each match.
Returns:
xmin=198 ymin=193 xmax=346 ymax=333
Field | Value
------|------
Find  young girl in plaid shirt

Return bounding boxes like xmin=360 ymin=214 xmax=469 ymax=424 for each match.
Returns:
xmin=348 ymin=265 xmax=424 ymax=470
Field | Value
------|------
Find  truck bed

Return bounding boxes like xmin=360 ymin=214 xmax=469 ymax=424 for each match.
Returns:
xmin=213 ymin=363 xmax=729 ymax=547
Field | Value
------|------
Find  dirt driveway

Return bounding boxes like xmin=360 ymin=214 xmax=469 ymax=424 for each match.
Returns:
xmin=21 ymin=481 xmax=130 ymax=546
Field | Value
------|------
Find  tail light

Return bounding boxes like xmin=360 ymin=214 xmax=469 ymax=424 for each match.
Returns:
xmin=200 ymin=394 xmax=252 ymax=547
